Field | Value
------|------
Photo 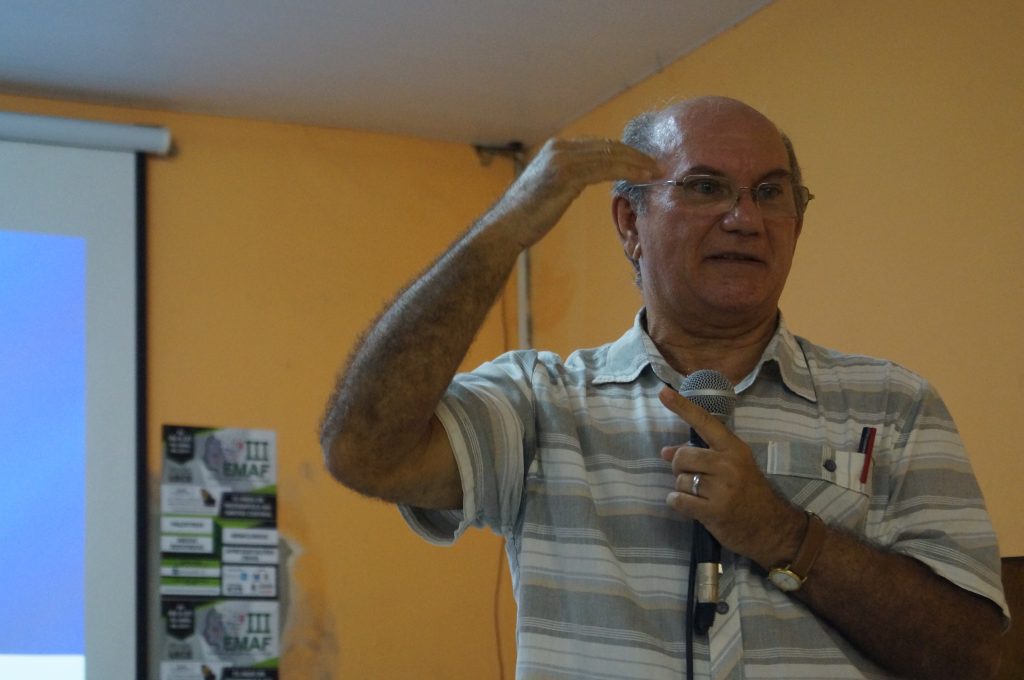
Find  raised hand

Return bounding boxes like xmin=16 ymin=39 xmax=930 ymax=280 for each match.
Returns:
xmin=488 ymin=137 xmax=658 ymax=251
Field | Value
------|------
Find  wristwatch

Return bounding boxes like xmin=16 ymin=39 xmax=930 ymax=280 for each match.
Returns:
xmin=768 ymin=512 xmax=826 ymax=592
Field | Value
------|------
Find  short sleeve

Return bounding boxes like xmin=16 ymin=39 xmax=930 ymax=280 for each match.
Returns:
xmin=399 ymin=351 xmax=539 ymax=544
xmin=878 ymin=380 xmax=1010 ymax=624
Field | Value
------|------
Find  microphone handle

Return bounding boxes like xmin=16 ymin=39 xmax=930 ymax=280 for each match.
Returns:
xmin=694 ymin=522 xmax=721 ymax=598
xmin=689 ymin=428 xmax=721 ymax=634
xmin=694 ymin=523 xmax=721 ymax=634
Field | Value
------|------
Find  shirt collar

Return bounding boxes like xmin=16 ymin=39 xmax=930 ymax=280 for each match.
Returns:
xmin=591 ymin=309 xmax=817 ymax=403
xmin=592 ymin=310 xmax=662 ymax=385
xmin=736 ymin=314 xmax=817 ymax=403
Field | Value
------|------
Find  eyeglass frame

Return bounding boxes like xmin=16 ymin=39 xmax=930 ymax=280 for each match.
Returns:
xmin=628 ymin=173 xmax=814 ymax=216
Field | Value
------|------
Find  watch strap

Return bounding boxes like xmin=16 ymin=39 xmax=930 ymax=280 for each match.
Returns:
xmin=787 ymin=511 xmax=826 ymax=582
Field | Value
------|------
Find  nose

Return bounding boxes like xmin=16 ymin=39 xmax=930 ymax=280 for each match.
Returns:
xmin=721 ymin=188 xmax=764 ymax=234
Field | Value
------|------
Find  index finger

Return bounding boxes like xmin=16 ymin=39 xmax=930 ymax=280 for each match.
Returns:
xmin=566 ymin=137 xmax=658 ymax=181
xmin=658 ymin=386 xmax=734 ymax=450
xmin=607 ymin=140 xmax=660 ymax=181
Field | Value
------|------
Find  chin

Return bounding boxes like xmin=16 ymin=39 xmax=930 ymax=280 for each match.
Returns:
xmin=701 ymin=291 xmax=776 ymax=318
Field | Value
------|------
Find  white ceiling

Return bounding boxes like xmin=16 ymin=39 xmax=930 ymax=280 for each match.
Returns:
xmin=0 ymin=1 xmax=771 ymax=146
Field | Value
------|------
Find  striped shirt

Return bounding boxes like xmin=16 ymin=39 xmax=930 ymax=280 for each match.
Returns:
xmin=401 ymin=312 xmax=1009 ymax=679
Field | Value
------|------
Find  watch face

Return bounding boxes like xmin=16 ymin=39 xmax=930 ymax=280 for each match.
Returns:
xmin=769 ymin=568 xmax=802 ymax=592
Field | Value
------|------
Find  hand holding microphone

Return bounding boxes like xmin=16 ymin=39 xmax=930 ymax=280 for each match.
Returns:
xmin=659 ymin=371 xmax=808 ymax=633
xmin=676 ymin=370 xmax=736 ymax=633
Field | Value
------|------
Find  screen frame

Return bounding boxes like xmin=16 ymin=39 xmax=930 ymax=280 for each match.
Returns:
xmin=0 ymin=139 xmax=148 ymax=679
xmin=133 ymin=152 xmax=149 ymax=679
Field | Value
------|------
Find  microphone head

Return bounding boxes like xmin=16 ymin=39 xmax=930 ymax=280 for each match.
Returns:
xmin=680 ymin=369 xmax=736 ymax=420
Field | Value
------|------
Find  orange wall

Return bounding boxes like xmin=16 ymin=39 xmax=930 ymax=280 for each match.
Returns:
xmin=2 ymin=0 xmax=1021 ymax=676
xmin=0 ymin=93 xmax=519 ymax=678
xmin=535 ymin=0 xmax=1024 ymax=554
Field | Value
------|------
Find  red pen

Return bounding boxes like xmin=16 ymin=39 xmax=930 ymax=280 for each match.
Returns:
xmin=858 ymin=427 xmax=877 ymax=484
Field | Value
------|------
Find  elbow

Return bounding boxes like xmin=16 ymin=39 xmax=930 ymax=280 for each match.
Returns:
xmin=966 ymin=606 xmax=1005 ymax=680
xmin=972 ymin=635 xmax=1003 ymax=680
xmin=321 ymin=428 xmax=391 ymax=500
xmin=319 ymin=407 xmax=361 ymax=488
xmin=321 ymin=432 xmax=345 ymax=482
xmin=952 ymin=648 xmax=1001 ymax=680
xmin=321 ymin=430 xmax=362 ymax=489
xmin=906 ymin=639 xmax=1001 ymax=680
xmin=320 ymin=390 xmax=394 ymax=498
xmin=934 ymin=614 xmax=1004 ymax=680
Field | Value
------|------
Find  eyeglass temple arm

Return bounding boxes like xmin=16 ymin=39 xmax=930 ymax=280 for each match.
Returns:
xmin=622 ymin=180 xmax=678 ymax=188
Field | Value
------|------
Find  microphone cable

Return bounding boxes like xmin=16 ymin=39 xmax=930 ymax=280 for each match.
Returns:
xmin=685 ymin=530 xmax=698 ymax=680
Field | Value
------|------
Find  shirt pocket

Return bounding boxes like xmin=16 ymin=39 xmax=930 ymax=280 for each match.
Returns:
xmin=763 ymin=440 xmax=870 ymax=528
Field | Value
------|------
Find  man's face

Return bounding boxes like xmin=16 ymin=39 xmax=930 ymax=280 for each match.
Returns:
xmin=635 ymin=105 xmax=803 ymax=331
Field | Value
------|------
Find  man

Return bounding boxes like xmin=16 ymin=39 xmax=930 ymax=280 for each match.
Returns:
xmin=320 ymin=97 xmax=1008 ymax=679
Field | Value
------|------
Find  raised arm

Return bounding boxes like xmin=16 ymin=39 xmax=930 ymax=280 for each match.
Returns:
xmin=319 ymin=139 xmax=658 ymax=509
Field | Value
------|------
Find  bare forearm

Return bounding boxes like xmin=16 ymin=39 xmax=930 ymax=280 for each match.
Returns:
xmin=321 ymin=138 xmax=657 ymax=503
xmin=659 ymin=392 xmax=1004 ymax=680
xmin=795 ymin=526 xmax=1003 ymax=680
xmin=320 ymin=217 xmax=520 ymax=499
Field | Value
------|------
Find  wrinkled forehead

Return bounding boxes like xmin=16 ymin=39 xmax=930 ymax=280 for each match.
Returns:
xmin=650 ymin=100 xmax=789 ymax=171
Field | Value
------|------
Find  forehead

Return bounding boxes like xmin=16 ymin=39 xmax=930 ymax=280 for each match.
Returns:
xmin=652 ymin=103 xmax=789 ymax=175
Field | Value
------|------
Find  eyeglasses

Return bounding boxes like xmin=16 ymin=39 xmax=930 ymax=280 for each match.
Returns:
xmin=630 ymin=174 xmax=814 ymax=217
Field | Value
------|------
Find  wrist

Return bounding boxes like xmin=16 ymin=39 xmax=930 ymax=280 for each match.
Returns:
xmin=755 ymin=505 xmax=810 ymax=571
xmin=455 ymin=217 xmax=527 ymax=282
xmin=468 ymin=209 xmax=531 ymax=260
xmin=767 ymin=512 xmax=827 ymax=592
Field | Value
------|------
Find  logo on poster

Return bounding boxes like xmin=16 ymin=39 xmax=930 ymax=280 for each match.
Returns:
xmin=203 ymin=607 xmax=274 ymax=655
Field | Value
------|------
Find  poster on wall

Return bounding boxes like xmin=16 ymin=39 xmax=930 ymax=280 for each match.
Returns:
xmin=159 ymin=426 xmax=279 ymax=680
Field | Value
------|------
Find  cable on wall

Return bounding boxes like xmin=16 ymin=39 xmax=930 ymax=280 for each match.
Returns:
xmin=474 ymin=140 xmax=530 ymax=680
xmin=474 ymin=141 xmax=531 ymax=349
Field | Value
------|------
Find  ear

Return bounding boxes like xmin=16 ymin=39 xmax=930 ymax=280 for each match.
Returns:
xmin=612 ymin=195 xmax=640 ymax=259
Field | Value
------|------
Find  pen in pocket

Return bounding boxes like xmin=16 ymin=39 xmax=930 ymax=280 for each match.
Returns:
xmin=858 ymin=426 xmax=877 ymax=484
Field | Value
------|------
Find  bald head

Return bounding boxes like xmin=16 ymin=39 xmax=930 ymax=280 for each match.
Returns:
xmin=614 ymin=97 xmax=803 ymax=215
xmin=654 ymin=97 xmax=783 ymax=154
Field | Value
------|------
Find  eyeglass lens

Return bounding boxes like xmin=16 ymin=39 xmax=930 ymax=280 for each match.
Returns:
xmin=678 ymin=175 xmax=800 ymax=216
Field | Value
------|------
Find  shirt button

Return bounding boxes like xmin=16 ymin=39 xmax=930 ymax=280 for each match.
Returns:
xmin=716 ymin=601 xmax=730 ymax=615
xmin=823 ymin=459 xmax=837 ymax=472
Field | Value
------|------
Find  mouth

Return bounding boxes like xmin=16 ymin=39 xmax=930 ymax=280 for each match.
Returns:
xmin=706 ymin=252 xmax=764 ymax=264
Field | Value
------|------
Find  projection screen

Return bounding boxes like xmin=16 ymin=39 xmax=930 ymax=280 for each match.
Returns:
xmin=0 ymin=121 xmax=160 ymax=679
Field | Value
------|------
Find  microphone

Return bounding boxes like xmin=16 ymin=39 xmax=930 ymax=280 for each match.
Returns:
xmin=679 ymin=369 xmax=737 ymax=634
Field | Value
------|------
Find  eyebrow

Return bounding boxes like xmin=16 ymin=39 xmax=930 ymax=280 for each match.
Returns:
xmin=682 ymin=165 xmax=793 ymax=183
